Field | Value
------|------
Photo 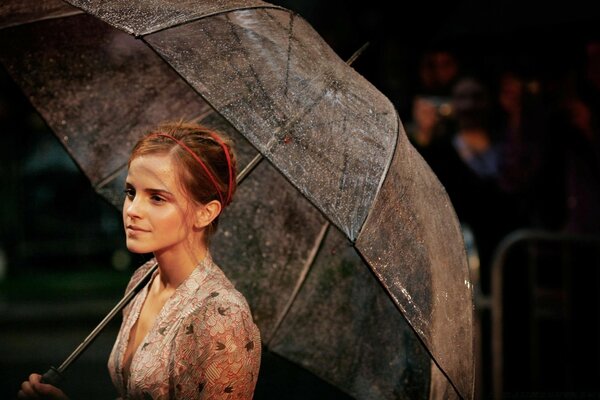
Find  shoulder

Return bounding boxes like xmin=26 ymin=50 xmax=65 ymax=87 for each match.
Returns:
xmin=182 ymin=264 xmax=259 ymax=343
xmin=188 ymin=289 xmax=258 ymax=336
xmin=124 ymin=257 xmax=157 ymax=293
xmin=200 ymin=257 xmax=254 ymax=318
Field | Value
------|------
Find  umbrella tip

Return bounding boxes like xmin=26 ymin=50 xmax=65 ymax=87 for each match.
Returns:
xmin=346 ymin=42 xmax=370 ymax=66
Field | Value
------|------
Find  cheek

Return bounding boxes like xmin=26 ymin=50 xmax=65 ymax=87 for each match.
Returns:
xmin=155 ymin=208 xmax=188 ymax=232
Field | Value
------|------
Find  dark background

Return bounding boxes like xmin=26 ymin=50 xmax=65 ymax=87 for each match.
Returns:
xmin=1 ymin=1 xmax=600 ymax=399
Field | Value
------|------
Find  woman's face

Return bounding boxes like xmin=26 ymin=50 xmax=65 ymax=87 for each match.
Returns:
xmin=123 ymin=153 xmax=197 ymax=255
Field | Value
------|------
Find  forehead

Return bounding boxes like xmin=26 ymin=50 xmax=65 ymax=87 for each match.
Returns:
xmin=127 ymin=153 xmax=178 ymax=189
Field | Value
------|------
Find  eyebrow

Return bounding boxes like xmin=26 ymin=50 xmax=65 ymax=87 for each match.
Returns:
xmin=147 ymin=188 xmax=174 ymax=197
xmin=125 ymin=182 xmax=174 ymax=197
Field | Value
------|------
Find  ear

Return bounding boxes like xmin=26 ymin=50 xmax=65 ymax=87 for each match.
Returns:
xmin=193 ymin=200 xmax=222 ymax=229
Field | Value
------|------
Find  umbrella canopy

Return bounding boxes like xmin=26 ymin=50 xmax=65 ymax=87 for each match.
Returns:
xmin=0 ymin=1 xmax=474 ymax=399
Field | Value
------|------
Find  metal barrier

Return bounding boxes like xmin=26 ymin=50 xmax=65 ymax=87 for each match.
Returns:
xmin=489 ymin=229 xmax=600 ymax=399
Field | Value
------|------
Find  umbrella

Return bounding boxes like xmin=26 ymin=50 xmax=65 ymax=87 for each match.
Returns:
xmin=0 ymin=1 xmax=474 ymax=399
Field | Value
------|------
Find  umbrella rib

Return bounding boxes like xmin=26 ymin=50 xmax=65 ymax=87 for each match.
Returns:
xmin=95 ymin=164 xmax=127 ymax=189
xmin=265 ymin=221 xmax=330 ymax=347
xmin=0 ymin=10 xmax=85 ymax=31
xmin=134 ymin=5 xmax=288 ymax=37
xmin=236 ymin=153 xmax=264 ymax=185
xmin=191 ymin=108 xmax=267 ymax=186
xmin=190 ymin=109 xmax=219 ymax=124
xmin=282 ymin=12 xmax=296 ymax=97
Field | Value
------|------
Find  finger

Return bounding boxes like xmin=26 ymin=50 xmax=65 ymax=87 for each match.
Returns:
xmin=18 ymin=381 xmax=40 ymax=399
xmin=31 ymin=379 xmax=69 ymax=400
xmin=17 ymin=389 xmax=28 ymax=399
xmin=29 ymin=373 xmax=42 ymax=384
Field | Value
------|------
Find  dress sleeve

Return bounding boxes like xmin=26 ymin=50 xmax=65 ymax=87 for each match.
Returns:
xmin=171 ymin=298 xmax=261 ymax=399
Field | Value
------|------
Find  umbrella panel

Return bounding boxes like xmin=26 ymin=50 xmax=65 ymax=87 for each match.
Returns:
xmin=212 ymin=160 xmax=328 ymax=341
xmin=197 ymin=109 xmax=261 ymax=170
xmin=144 ymin=7 xmax=397 ymax=241
xmin=268 ymin=225 xmax=432 ymax=399
xmin=0 ymin=14 xmax=212 ymax=185
xmin=356 ymin=124 xmax=474 ymax=399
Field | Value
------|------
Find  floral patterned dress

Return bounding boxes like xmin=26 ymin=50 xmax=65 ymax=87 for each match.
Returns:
xmin=108 ymin=255 xmax=261 ymax=399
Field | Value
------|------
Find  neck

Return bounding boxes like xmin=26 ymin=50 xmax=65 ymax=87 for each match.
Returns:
xmin=153 ymin=241 xmax=208 ymax=290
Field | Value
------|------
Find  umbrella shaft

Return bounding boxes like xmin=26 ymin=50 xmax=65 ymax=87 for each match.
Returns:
xmin=56 ymin=262 xmax=159 ymax=375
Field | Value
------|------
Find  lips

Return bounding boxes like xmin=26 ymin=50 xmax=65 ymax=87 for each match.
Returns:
xmin=126 ymin=225 xmax=149 ymax=233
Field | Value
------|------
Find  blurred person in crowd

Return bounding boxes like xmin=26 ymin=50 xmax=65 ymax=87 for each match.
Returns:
xmin=407 ymin=94 xmax=452 ymax=156
xmin=416 ymin=48 xmax=460 ymax=96
xmin=495 ymin=69 xmax=567 ymax=230
xmin=559 ymin=39 xmax=600 ymax=234
xmin=407 ymin=47 xmax=459 ymax=155
xmin=425 ymin=75 xmax=520 ymax=287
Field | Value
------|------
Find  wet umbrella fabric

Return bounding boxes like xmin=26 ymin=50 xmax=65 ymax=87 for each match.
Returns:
xmin=0 ymin=1 xmax=474 ymax=399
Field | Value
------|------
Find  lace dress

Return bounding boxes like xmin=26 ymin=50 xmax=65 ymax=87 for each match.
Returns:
xmin=108 ymin=255 xmax=261 ymax=399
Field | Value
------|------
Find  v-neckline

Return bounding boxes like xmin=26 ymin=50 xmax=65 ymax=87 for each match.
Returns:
xmin=119 ymin=255 xmax=212 ymax=390
xmin=121 ymin=267 xmax=158 ymax=388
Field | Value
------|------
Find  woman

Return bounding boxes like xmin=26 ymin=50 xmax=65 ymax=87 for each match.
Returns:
xmin=18 ymin=122 xmax=261 ymax=399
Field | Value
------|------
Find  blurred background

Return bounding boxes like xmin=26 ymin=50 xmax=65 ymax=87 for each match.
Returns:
xmin=1 ymin=0 xmax=599 ymax=398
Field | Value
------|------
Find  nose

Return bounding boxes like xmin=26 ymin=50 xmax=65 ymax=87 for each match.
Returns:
xmin=125 ymin=196 xmax=143 ymax=220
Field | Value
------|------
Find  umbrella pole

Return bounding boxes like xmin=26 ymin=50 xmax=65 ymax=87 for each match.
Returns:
xmin=41 ymin=262 xmax=159 ymax=386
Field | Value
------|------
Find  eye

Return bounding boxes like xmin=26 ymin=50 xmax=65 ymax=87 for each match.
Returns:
xmin=123 ymin=187 xmax=135 ymax=200
xmin=150 ymin=194 xmax=166 ymax=204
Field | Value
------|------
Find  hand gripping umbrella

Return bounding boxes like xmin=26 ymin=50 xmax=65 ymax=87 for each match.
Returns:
xmin=0 ymin=1 xmax=474 ymax=399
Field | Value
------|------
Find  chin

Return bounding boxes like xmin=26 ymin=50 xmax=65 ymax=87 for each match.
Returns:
xmin=125 ymin=240 xmax=153 ymax=254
